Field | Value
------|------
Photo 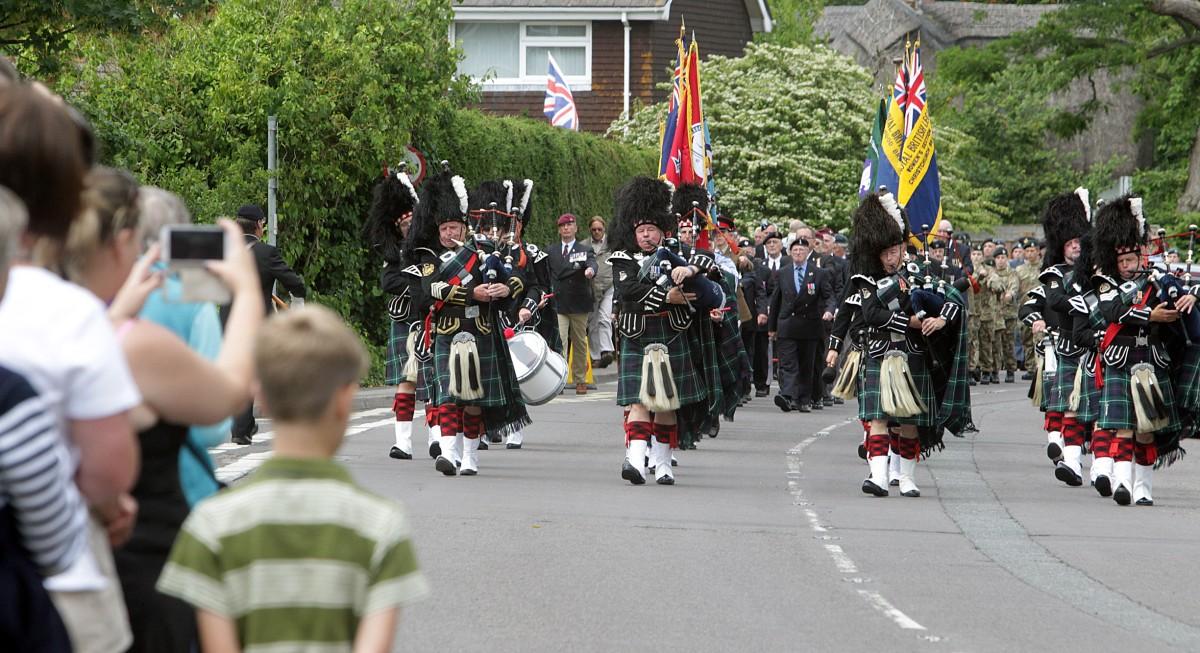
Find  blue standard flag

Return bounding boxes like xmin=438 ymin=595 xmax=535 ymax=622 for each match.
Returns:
xmin=543 ymin=53 xmax=579 ymax=131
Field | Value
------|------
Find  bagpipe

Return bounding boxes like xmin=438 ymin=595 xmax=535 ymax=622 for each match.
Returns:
xmin=638 ymin=239 xmax=725 ymax=312
xmin=900 ymin=259 xmax=953 ymax=320
xmin=1147 ymin=224 xmax=1200 ymax=343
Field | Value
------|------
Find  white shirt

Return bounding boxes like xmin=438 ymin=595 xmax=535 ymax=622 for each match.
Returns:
xmin=767 ymin=255 xmax=783 ymax=271
xmin=0 ymin=266 xmax=141 ymax=590
xmin=560 ymin=239 xmax=576 ymax=256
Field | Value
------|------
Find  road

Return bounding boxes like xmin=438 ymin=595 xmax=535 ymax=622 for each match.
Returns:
xmin=212 ymin=380 xmax=1200 ymax=652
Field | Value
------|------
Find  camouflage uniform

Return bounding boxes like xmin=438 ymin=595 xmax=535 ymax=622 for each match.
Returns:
xmin=987 ymin=259 xmax=1019 ymax=376
xmin=1015 ymin=256 xmax=1043 ymax=368
xmin=973 ymin=260 xmax=998 ymax=377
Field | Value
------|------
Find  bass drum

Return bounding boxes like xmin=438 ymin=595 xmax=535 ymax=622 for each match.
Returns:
xmin=507 ymin=331 xmax=567 ymax=405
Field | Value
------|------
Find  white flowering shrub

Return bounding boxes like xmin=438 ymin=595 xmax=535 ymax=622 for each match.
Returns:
xmin=608 ymin=42 xmax=1005 ymax=232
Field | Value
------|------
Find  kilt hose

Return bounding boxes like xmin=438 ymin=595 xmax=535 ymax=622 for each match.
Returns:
xmin=857 ymin=347 xmax=936 ymax=428
xmin=1046 ymin=354 xmax=1081 ymax=414
xmin=385 ymin=319 xmax=415 ymax=386
xmin=617 ymin=316 xmax=706 ymax=409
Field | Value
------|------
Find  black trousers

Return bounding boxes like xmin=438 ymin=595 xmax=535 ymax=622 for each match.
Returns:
xmin=776 ymin=336 xmax=819 ymax=405
xmin=741 ymin=322 xmax=769 ymax=390
xmin=232 ymin=400 xmax=256 ymax=438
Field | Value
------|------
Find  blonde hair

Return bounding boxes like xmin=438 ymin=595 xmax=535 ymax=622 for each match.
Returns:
xmin=65 ymin=166 xmax=140 ymax=279
xmin=254 ymin=305 xmax=368 ymax=422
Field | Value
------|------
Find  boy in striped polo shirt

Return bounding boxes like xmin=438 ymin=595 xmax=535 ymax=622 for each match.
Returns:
xmin=158 ymin=305 xmax=429 ymax=652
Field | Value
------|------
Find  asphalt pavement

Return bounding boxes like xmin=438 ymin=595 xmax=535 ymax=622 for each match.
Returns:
xmin=212 ymin=376 xmax=1200 ymax=652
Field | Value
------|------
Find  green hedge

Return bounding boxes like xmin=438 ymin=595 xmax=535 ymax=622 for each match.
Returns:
xmin=419 ymin=109 xmax=658 ymax=248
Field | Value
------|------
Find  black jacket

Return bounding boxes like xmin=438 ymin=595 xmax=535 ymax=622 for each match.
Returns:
xmin=547 ymin=240 xmax=598 ymax=315
xmin=740 ymin=258 xmax=769 ymax=330
xmin=221 ymin=234 xmax=306 ymax=323
xmin=768 ymin=258 xmax=835 ymax=340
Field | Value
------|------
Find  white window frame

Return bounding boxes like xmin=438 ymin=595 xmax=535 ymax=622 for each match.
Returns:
xmin=452 ymin=21 xmax=592 ymax=92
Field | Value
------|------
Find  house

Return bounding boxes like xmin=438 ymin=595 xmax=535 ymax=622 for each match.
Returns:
xmin=452 ymin=0 xmax=773 ymax=133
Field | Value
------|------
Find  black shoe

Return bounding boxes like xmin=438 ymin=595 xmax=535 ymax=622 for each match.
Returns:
xmin=774 ymin=395 xmax=794 ymax=412
xmin=478 ymin=439 xmax=489 ymax=451
xmin=460 ymin=468 xmax=477 ymax=476
xmin=598 ymin=352 xmax=614 ymax=368
xmin=1135 ymin=497 xmax=1154 ymax=506
xmin=656 ymin=474 xmax=675 ymax=486
xmin=671 ymin=457 xmax=678 ymax=467
xmin=968 ymin=376 xmax=977 ymax=387
xmin=1094 ymin=475 xmax=1113 ymax=497
xmin=755 ymin=388 xmax=769 ymax=397
xmin=488 ymin=432 xmax=502 ymax=444
xmin=1047 ymin=441 xmax=1062 ymax=462
xmin=857 ymin=443 xmax=868 ymax=460
xmin=621 ymin=461 xmax=646 ymax=485
xmin=822 ymin=397 xmax=834 ymax=407
xmin=435 ymin=456 xmax=457 ymax=476
xmin=980 ymin=373 xmax=991 ymax=385
xmin=506 ymin=443 xmax=522 ymax=449
xmin=833 ymin=397 xmax=844 ymax=405
xmin=1006 ymin=371 xmax=1015 ymax=383
xmin=1114 ymin=484 xmax=1131 ymax=506
xmin=1054 ymin=462 xmax=1083 ymax=487
xmin=389 ymin=446 xmax=412 ymax=460
xmin=429 ymin=441 xmax=441 ymax=459
xmin=862 ymin=479 xmax=888 ymax=497
xmin=232 ymin=434 xmax=252 ymax=446
xmin=810 ymin=401 xmax=823 ymax=411
xmin=796 ymin=402 xmax=811 ymax=413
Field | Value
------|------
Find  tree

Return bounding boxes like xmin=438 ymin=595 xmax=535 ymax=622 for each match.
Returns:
xmin=935 ymin=0 xmax=1200 ymax=225
xmin=608 ymin=42 xmax=1006 ymax=232
xmin=0 ymin=0 xmax=211 ymax=76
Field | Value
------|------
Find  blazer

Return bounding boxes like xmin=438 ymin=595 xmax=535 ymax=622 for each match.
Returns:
xmin=767 ymin=258 xmax=835 ymax=340
xmin=547 ymin=239 xmax=598 ymax=315
xmin=221 ymin=234 xmax=307 ymax=324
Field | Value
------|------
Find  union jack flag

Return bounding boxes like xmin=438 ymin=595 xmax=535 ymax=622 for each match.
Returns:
xmin=903 ymin=44 xmax=925 ymax=137
xmin=543 ymin=53 xmax=579 ymax=131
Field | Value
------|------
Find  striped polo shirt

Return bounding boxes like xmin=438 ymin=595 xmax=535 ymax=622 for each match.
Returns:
xmin=157 ymin=457 xmax=429 ymax=652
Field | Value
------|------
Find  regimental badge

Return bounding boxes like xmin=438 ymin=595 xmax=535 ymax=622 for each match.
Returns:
xmin=1050 ymin=281 xmax=1059 ymax=289
xmin=619 ymin=271 xmax=628 ymax=281
xmin=860 ymin=288 xmax=871 ymax=298
xmin=422 ymin=263 xmax=435 ymax=276
xmin=1099 ymin=282 xmax=1111 ymax=293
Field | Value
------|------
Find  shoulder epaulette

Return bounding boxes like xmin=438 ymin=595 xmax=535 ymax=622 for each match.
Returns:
xmin=850 ymin=273 xmax=878 ymax=287
xmin=1038 ymin=266 xmax=1064 ymax=283
xmin=401 ymin=264 xmax=422 ymax=276
xmin=609 ymin=250 xmax=634 ymax=261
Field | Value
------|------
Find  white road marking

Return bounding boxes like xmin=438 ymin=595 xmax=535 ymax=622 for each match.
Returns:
xmin=857 ymin=590 xmax=926 ymax=630
xmin=789 ymin=418 xmax=934 ymax=637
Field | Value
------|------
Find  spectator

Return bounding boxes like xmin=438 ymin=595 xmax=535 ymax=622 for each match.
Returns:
xmin=548 ymin=213 xmax=597 ymax=394
xmin=67 ymin=166 xmax=264 ymax=653
xmin=135 ymin=187 xmax=229 ymax=507
xmin=1166 ymin=248 xmax=1181 ymax=265
xmin=223 ymin=203 xmax=306 ymax=445
xmin=158 ymin=306 xmax=429 ymax=653
xmin=586 ymin=215 xmax=615 ymax=368
xmin=0 ymin=82 xmax=141 ymax=653
xmin=0 ymin=186 xmax=86 ymax=652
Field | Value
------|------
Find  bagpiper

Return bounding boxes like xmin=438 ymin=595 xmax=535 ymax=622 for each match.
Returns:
xmin=609 ymin=177 xmax=709 ymax=485
xmin=366 ymin=163 xmax=427 ymax=461
xmin=1092 ymin=196 xmax=1192 ymax=505
xmin=411 ymin=163 xmax=531 ymax=476
xmin=851 ymin=190 xmax=971 ymax=498
xmin=1018 ymin=189 xmax=1091 ymax=467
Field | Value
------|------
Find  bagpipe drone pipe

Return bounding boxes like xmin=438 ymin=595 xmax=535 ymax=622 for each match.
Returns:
xmin=638 ymin=241 xmax=726 ymax=312
xmin=1148 ymin=265 xmax=1200 ymax=344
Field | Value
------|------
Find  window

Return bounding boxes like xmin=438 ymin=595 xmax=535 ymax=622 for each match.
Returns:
xmin=454 ymin=21 xmax=591 ymax=91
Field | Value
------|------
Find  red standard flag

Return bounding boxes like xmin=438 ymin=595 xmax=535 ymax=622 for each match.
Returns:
xmin=660 ymin=24 xmax=693 ymax=186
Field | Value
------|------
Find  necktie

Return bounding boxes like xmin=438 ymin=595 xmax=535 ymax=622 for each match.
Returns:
xmin=563 ymin=244 xmax=569 ymax=257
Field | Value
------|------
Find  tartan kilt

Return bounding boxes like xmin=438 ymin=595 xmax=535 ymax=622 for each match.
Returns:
xmin=617 ymin=315 xmax=706 ymax=408
xmin=1098 ymin=359 xmax=1181 ymax=433
xmin=1174 ymin=344 xmax=1200 ymax=414
xmin=715 ymin=318 xmax=750 ymax=416
xmin=384 ymin=319 xmax=415 ymax=387
xmin=1046 ymin=355 xmax=1081 ymax=414
xmin=430 ymin=327 xmax=509 ymax=408
xmin=1073 ymin=354 xmax=1102 ymax=424
xmin=857 ymin=348 xmax=936 ymax=427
